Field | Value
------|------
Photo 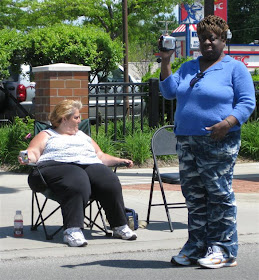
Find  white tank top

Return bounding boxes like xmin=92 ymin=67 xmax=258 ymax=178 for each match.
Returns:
xmin=37 ymin=128 xmax=102 ymax=165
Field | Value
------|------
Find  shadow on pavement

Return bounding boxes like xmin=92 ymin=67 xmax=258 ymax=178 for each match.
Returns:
xmin=233 ymin=174 xmax=259 ymax=182
xmin=145 ymin=221 xmax=187 ymax=231
xmin=0 ymin=186 xmax=21 ymax=194
xmin=62 ymin=259 xmax=173 ymax=269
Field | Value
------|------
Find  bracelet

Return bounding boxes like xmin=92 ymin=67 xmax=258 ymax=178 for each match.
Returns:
xmin=224 ymin=118 xmax=233 ymax=127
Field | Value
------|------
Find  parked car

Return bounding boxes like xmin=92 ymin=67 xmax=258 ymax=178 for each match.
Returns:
xmin=1 ymin=64 xmax=144 ymax=122
xmin=89 ymin=65 xmax=145 ymax=121
xmin=2 ymin=64 xmax=35 ymax=116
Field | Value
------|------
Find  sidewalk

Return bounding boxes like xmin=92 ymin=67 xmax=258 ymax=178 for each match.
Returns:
xmin=0 ymin=162 xmax=258 ymax=261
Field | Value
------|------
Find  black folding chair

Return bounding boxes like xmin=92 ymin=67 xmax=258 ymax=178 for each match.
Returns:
xmin=30 ymin=119 xmax=111 ymax=240
xmin=146 ymin=125 xmax=186 ymax=232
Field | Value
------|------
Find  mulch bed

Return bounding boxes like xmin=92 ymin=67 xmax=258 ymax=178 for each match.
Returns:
xmin=122 ymin=178 xmax=259 ymax=193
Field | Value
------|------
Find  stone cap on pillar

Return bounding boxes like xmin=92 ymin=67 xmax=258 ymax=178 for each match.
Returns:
xmin=32 ymin=63 xmax=91 ymax=72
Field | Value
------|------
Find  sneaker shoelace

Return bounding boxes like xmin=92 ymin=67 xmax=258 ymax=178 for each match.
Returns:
xmin=205 ymin=247 xmax=214 ymax=257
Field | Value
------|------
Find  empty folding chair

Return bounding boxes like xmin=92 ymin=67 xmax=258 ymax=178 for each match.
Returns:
xmin=146 ymin=125 xmax=186 ymax=232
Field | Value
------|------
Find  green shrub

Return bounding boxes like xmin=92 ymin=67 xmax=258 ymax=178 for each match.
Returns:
xmin=92 ymin=131 xmax=119 ymax=157
xmin=91 ymin=118 xmax=154 ymax=165
xmin=123 ymin=131 xmax=153 ymax=165
xmin=0 ymin=117 xmax=34 ymax=171
xmin=240 ymin=121 xmax=259 ymax=160
xmin=0 ymin=117 xmax=258 ymax=172
xmin=251 ymin=68 xmax=259 ymax=82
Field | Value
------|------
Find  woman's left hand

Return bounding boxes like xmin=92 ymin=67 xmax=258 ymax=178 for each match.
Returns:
xmin=120 ymin=159 xmax=134 ymax=168
xmin=205 ymin=120 xmax=231 ymax=141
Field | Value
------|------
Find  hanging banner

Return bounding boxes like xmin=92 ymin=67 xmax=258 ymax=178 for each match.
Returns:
xmin=214 ymin=0 xmax=227 ymax=21
xmin=180 ymin=0 xmax=228 ymax=24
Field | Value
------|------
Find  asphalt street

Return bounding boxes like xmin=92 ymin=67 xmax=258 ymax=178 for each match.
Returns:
xmin=1 ymin=244 xmax=258 ymax=280
xmin=0 ymin=162 xmax=258 ymax=279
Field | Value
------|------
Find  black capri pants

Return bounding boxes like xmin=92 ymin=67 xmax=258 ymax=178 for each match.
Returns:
xmin=28 ymin=161 xmax=127 ymax=229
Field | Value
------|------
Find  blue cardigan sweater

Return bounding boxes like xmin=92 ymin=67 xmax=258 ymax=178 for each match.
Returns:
xmin=159 ymin=55 xmax=256 ymax=136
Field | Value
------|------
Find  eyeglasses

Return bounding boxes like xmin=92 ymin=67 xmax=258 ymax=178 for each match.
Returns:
xmin=190 ymin=72 xmax=205 ymax=87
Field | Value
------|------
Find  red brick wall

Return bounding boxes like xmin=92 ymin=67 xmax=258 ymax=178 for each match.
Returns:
xmin=33 ymin=69 xmax=89 ymax=122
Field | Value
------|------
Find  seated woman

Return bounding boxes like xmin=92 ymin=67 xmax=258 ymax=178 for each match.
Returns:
xmin=18 ymin=99 xmax=137 ymax=247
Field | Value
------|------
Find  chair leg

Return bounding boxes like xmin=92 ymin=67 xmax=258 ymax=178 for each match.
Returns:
xmin=31 ymin=191 xmax=63 ymax=240
xmin=146 ymin=175 xmax=155 ymax=224
xmin=31 ymin=191 xmax=35 ymax=231
xmin=158 ymin=177 xmax=174 ymax=232
xmin=95 ymin=200 xmax=111 ymax=236
xmin=84 ymin=199 xmax=112 ymax=236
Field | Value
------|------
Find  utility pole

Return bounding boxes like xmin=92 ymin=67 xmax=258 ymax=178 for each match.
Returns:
xmin=158 ymin=20 xmax=175 ymax=35
xmin=122 ymin=0 xmax=129 ymax=117
xmin=122 ymin=0 xmax=129 ymax=84
xmin=204 ymin=0 xmax=214 ymax=17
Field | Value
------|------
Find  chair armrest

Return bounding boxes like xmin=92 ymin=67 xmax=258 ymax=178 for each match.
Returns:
xmin=112 ymin=162 xmax=130 ymax=173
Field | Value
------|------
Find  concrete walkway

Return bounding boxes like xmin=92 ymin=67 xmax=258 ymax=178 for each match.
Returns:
xmin=0 ymin=162 xmax=258 ymax=261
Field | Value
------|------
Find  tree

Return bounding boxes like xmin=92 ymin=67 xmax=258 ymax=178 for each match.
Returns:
xmin=228 ymin=0 xmax=259 ymax=44
xmin=0 ymin=0 xmax=189 ymax=77
xmin=0 ymin=0 xmax=28 ymax=30
xmin=21 ymin=0 xmax=184 ymax=39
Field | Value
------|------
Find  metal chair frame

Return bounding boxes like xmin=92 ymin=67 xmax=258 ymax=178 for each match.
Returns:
xmin=146 ymin=125 xmax=186 ymax=232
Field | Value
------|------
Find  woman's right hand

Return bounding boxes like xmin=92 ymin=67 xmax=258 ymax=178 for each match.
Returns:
xmin=18 ymin=155 xmax=29 ymax=165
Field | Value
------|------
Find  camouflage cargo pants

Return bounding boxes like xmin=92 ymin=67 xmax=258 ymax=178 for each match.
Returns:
xmin=176 ymin=131 xmax=241 ymax=260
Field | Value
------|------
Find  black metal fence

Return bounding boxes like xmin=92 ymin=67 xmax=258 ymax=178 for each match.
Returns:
xmin=252 ymin=81 xmax=259 ymax=121
xmin=89 ymin=79 xmax=258 ymax=140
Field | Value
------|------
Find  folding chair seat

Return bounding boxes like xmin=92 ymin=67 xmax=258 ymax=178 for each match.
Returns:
xmin=29 ymin=119 xmax=111 ymax=240
xmin=146 ymin=125 xmax=186 ymax=232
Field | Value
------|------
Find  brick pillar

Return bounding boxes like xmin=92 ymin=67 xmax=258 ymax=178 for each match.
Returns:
xmin=32 ymin=63 xmax=91 ymax=122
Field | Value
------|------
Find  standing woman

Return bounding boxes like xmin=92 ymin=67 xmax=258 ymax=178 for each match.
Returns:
xmin=159 ymin=15 xmax=255 ymax=268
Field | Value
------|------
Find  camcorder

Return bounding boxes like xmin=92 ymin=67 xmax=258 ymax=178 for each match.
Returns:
xmin=19 ymin=150 xmax=29 ymax=163
xmin=159 ymin=35 xmax=176 ymax=52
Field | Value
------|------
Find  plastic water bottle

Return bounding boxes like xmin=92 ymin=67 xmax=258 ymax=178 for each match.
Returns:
xmin=14 ymin=210 xmax=23 ymax=237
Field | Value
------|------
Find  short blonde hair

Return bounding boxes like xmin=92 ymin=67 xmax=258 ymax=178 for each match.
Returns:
xmin=197 ymin=15 xmax=229 ymax=40
xmin=49 ymin=99 xmax=82 ymax=128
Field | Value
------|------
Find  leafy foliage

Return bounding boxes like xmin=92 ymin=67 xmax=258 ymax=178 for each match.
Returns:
xmin=0 ymin=29 xmax=25 ymax=80
xmin=0 ymin=117 xmax=34 ymax=171
xmin=14 ymin=0 xmax=183 ymax=39
xmin=0 ymin=117 xmax=258 ymax=171
xmin=240 ymin=121 xmax=259 ymax=161
xmin=0 ymin=0 xmax=184 ymax=74
xmin=91 ymin=118 xmax=155 ymax=164
xmin=22 ymin=24 xmax=123 ymax=76
xmin=228 ymin=0 xmax=259 ymax=44
xmin=251 ymin=69 xmax=259 ymax=82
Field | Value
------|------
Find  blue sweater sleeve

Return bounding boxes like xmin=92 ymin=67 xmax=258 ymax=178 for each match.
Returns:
xmin=159 ymin=70 xmax=180 ymax=100
xmin=230 ymin=61 xmax=256 ymax=125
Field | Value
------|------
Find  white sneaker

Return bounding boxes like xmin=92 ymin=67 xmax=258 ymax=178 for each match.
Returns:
xmin=113 ymin=224 xmax=137 ymax=240
xmin=63 ymin=227 xmax=88 ymax=247
xmin=171 ymin=252 xmax=192 ymax=266
xmin=197 ymin=245 xmax=237 ymax=269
